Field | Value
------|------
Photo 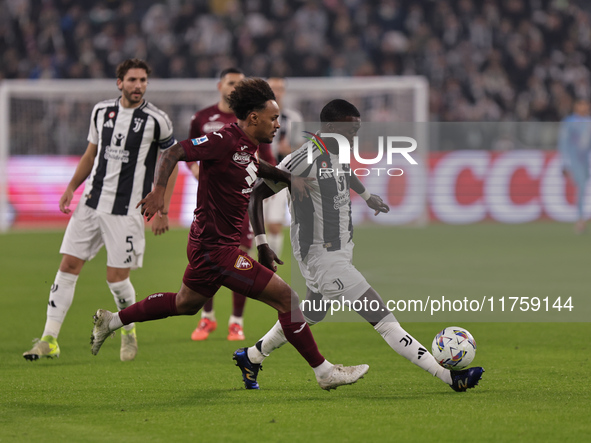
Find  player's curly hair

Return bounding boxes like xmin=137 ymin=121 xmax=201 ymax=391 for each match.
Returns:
xmin=116 ymin=59 xmax=152 ymax=80
xmin=228 ymin=78 xmax=276 ymax=120
xmin=320 ymin=99 xmax=360 ymax=122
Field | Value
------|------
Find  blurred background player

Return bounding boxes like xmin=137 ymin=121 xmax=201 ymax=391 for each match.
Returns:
xmin=188 ymin=68 xmax=275 ymax=341
xmin=23 ymin=59 xmax=178 ymax=362
xmin=263 ymin=77 xmax=303 ymax=259
xmin=235 ymin=99 xmax=484 ymax=392
xmin=558 ymin=99 xmax=591 ymax=234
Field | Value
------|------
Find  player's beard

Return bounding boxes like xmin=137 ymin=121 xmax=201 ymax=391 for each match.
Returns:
xmin=123 ymin=89 xmax=144 ymax=106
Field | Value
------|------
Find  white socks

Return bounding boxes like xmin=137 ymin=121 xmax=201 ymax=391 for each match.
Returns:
xmin=108 ymin=278 xmax=136 ymax=332
xmin=247 ymin=320 xmax=286 ymax=364
xmin=374 ymin=314 xmax=452 ymax=385
xmin=201 ymin=310 xmax=216 ymax=321
xmin=229 ymin=315 xmax=243 ymax=327
xmin=43 ymin=271 xmax=78 ymax=338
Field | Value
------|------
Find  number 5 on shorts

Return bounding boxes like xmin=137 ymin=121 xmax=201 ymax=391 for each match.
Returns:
xmin=126 ymin=235 xmax=134 ymax=253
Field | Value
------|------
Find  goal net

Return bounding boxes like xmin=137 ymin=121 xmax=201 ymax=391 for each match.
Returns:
xmin=0 ymin=77 xmax=428 ymax=231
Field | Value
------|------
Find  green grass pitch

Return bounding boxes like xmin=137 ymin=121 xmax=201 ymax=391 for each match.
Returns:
xmin=1 ymin=223 xmax=589 ymax=442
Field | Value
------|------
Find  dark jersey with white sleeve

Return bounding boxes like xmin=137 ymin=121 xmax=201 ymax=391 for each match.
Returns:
xmin=180 ymin=123 xmax=261 ymax=248
xmin=83 ymin=98 xmax=175 ymax=216
xmin=265 ymin=140 xmax=353 ymax=261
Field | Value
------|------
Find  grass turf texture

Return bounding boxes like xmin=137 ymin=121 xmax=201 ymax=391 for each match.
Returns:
xmin=1 ymin=223 xmax=589 ymax=442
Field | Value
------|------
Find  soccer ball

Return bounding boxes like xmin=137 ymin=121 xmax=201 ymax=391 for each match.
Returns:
xmin=431 ymin=326 xmax=477 ymax=370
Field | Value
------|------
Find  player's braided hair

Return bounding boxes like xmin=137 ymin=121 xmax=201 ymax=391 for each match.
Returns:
xmin=320 ymin=99 xmax=360 ymax=122
xmin=116 ymin=59 xmax=152 ymax=80
xmin=228 ymin=78 xmax=276 ymax=120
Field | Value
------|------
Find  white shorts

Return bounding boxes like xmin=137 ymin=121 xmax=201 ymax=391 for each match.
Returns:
xmin=298 ymin=241 xmax=370 ymax=302
xmin=263 ymin=188 xmax=288 ymax=225
xmin=60 ymin=203 xmax=145 ymax=269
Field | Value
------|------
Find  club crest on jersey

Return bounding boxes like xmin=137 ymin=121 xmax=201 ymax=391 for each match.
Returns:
xmin=234 ymin=255 xmax=253 ymax=271
xmin=133 ymin=118 xmax=144 ymax=133
xmin=108 ymin=111 xmax=116 ymax=119
xmin=191 ymin=135 xmax=208 ymax=145
xmin=233 ymin=152 xmax=251 ymax=164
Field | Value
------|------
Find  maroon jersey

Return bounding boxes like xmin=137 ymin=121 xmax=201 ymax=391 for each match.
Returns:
xmin=180 ymin=123 xmax=261 ymax=248
xmin=189 ymin=104 xmax=235 ymax=139
xmin=189 ymin=103 xmax=276 ymax=166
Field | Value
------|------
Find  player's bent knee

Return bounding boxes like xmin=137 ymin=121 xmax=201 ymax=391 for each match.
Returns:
xmin=257 ymin=274 xmax=296 ymax=314
xmin=59 ymin=254 xmax=85 ymax=275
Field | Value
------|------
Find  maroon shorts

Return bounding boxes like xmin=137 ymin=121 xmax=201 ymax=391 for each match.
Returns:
xmin=240 ymin=214 xmax=253 ymax=249
xmin=183 ymin=241 xmax=273 ymax=298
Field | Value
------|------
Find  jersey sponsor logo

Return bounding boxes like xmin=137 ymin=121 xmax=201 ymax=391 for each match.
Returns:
xmin=240 ymin=145 xmax=249 ymax=151
xmin=213 ymin=131 xmax=223 ymax=138
xmin=133 ymin=117 xmax=144 ymax=133
xmin=234 ymin=255 xmax=253 ymax=270
xmin=242 ymin=188 xmax=253 ymax=194
xmin=208 ymin=114 xmax=220 ymax=121
xmin=203 ymin=121 xmax=224 ymax=133
xmin=103 ymin=119 xmax=114 ymax=128
xmin=104 ymin=146 xmax=130 ymax=163
xmin=233 ymin=152 xmax=252 ymax=164
xmin=191 ymin=135 xmax=208 ymax=145
xmin=244 ymin=162 xmax=258 ymax=186
xmin=113 ymin=133 xmax=125 ymax=147
xmin=333 ymin=192 xmax=349 ymax=209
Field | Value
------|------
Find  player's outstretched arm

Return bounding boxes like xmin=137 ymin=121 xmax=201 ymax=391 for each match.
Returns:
xmin=258 ymin=159 xmax=313 ymax=202
xmin=248 ymin=180 xmax=283 ymax=271
xmin=350 ymin=174 xmax=390 ymax=216
xmin=59 ymin=142 xmax=98 ymax=214
xmin=137 ymin=143 xmax=185 ymax=221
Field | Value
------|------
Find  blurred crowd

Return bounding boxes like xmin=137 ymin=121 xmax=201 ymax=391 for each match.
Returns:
xmin=2 ymin=0 xmax=591 ymax=122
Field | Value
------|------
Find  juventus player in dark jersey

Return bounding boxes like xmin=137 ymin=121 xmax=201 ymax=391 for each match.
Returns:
xmin=237 ymin=99 xmax=484 ymax=392
xmin=188 ymin=68 xmax=276 ymax=342
xmin=23 ymin=59 xmax=178 ymax=362
xmin=90 ymin=79 xmax=369 ymax=391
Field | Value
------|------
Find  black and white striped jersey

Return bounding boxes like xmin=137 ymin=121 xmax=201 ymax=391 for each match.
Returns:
xmin=83 ymin=98 xmax=175 ymax=215
xmin=265 ymin=141 xmax=353 ymax=261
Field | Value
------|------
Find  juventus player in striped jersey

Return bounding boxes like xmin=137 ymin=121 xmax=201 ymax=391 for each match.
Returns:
xmin=235 ymin=99 xmax=485 ymax=392
xmin=90 ymin=79 xmax=369 ymax=391
xmin=23 ymin=59 xmax=178 ymax=362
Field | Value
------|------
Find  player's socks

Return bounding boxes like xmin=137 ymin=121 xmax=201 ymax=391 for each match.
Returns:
xmin=311 ymin=359 xmax=333 ymax=379
xmin=278 ymin=310 xmax=325 ymax=368
xmin=108 ymin=278 xmax=136 ymax=332
xmin=118 ymin=292 xmax=178 ymax=325
xmin=201 ymin=299 xmax=214 ymax=319
xmin=232 ymin=293 xmax=247 ymax=317
xmin=247 ymin=320 xmax=286 ymax=364
xmin=229 ymin=315 xmax=243 ymax=327
xmin=248 ymin=297 xmax=320 ymax=364
xmin=267 ymin=233 xmax=284 ymax=259
xmin=42 ymin=271 xmax=78 ymax=338
xmin=374 ymin=314 xmax=452 ymax=384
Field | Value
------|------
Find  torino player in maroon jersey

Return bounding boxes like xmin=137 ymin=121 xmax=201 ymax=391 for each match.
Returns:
xmin=187 ymin=68 xmax=275 ymax=342
xmin=90 ymin=78 xmax=369 ymax=391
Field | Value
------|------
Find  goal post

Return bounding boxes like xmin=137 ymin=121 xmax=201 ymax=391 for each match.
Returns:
xmin=0 ymin=76 xmax=428 ymax=232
